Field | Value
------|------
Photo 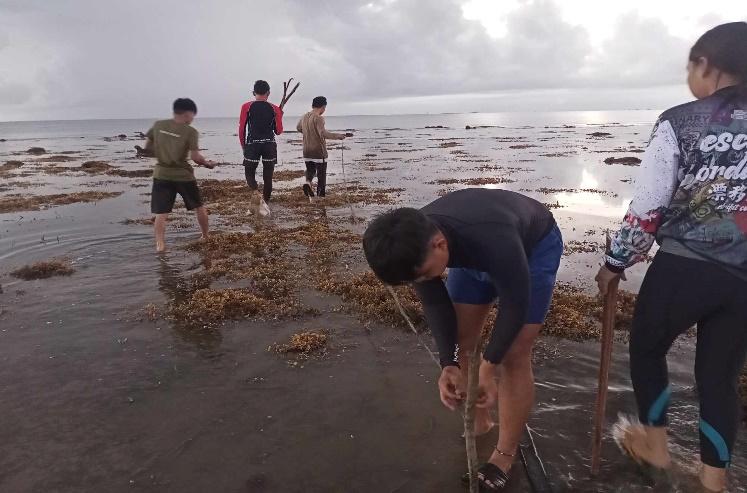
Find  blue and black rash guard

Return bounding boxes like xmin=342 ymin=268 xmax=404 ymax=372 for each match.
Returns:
xmin=414 ymin=188 xmax=556 ymax=368
xmin=606 ymin=85 xmax=747 ymax=278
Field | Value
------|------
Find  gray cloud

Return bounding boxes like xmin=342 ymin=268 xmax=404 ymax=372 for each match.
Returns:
xmin=0 ymin=0 xmax=732 ymax=120
xmin=283 ymin=0 xmax=591 ymax=96
xmin=587 ymin=13 xmax=691 ymax=88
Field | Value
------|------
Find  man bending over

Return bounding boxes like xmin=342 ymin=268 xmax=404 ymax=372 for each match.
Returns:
xmin=362 ymin=188 xmax=563 ymax=491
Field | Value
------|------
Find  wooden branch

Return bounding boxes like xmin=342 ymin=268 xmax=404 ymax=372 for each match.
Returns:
xmin=462 ymin=346 xmax=481 ymax=493
xmin=386 ymin=287 xmax=484 ymax=492
xmin=591 ymin=233 xmax=620 ymax=475
xmin=279 ymin=77 xmax=300 ymax=110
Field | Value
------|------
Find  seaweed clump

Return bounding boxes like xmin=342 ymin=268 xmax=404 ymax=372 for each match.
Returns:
xmin=273 ymin=170 xmax=306 ymax=182
xmin=317 ymin=271 xmax=424 ymax=328
xmin=544 ymin=284 xmax=637 ymax=340
xmin=10 ymin=259 xmax=75 ymax=280
xmin=108 ymin=168 xmax=152 ymax=178
xmin=0 ymin=191 xmax=123 ymax=213
xmin=271 ymin=185 xmax=402 ymax=209
xmin=430 ymin=177 xmax=515 ymax=186
xmin=604 ymin=157 xmax=641 ymax=166
xmin=269 ymin=330 xmax=329 ymax=359
xmin=169 ymin=287 xmax=305 ymax=326
xmin=544 ymin=285 xmax=600 ymax=340
xmin=80 ymin=161 xmax=113 ymax=173
xmin=0 ymin=161 xmax=24 ymax=176
xmin=166 ymin=229 xmax=307 ymax=325
xmin=564 ymin=240 xmax=602 ymax=256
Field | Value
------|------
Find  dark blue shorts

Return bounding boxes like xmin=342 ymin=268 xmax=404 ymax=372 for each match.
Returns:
xmin=445 ymin=224 xmax=563 ymax=324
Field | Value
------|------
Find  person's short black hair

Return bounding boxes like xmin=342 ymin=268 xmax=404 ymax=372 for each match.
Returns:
xmin=173 ymin=98 xmax=197 ymax=115
xmin=362 ymin=207 xmax=438 ymax=285
xmin=312 ymin=96 xmax=328 ymax=108
xmin=254 ymin=80 xmax=270 ymax=95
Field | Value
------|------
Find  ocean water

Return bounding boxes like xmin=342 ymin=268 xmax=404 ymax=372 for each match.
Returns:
xmin=1 ymin=110 xmax=659 ymax=287
xmin=2 ymin=111 xmax=745 ymax=492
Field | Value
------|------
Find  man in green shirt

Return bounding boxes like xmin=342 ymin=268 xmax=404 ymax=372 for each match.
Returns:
xmin=143 ymin=98 xmax=215 ymax=253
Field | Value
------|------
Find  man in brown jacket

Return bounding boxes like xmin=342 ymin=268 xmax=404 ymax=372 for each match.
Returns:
xmin=296 ymin=96 xmax=353 ymax=198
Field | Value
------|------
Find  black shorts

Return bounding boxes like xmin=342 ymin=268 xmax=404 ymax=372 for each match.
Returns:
xmin=151 ymin=178 xmax=203 ymax=214
xmin=243 ymin=142 xmax=277 ymax=164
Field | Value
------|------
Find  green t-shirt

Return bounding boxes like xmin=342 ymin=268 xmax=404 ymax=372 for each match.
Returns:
xmin=146 ymin=120 xmax=199 ymax=181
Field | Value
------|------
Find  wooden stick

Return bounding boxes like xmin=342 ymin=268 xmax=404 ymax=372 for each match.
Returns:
xmin=386 ymin=286 xmax=482 ymax=491
xmin=462 ymin=347 xmax=481 ymax=493
xmin=279 ymin=77 xmax=300 ymax=110
xmin=590 ymin=275 xmax=620 ymax=475
xmin=385 ymin=286 xmax=440 ymax=368
xmin=282 ymin=82 xmax=300 ymax=109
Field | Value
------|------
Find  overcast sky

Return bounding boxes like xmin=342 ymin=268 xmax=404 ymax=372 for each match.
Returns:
xmin=0 ymin=0 xmax=743 ymax=121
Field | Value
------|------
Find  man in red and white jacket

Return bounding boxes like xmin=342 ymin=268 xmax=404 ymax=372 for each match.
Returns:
xmin=238 ymin=80 xmax=284 ymax=205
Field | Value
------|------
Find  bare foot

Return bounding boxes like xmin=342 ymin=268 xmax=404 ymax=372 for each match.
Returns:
xmin=614 ymin=418 xmax=671 ymax=469
xmin=156 ymin=242 xmax=166 ymax=253
xmin=700 ymin=465 xmax=726 ymax=492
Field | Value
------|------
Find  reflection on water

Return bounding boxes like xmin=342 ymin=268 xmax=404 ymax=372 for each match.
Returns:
xmin=552 ymin=169 xmax=630 ymax=218
xmin=156 ymin=255 xmax=224 ymax=354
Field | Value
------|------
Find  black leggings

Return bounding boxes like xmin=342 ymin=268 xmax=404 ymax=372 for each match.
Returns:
xmin=243 ymin=142 xmax=277 ymax=201
xmin=305 ymin=161 xmax=327 ymax=197
xmin=630 ymin=252 xmax=747 ymax=468
xmin=244 ymin=161 xmax=274 ymax=201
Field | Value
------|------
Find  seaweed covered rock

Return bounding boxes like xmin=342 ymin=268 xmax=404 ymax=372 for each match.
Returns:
xmin=604 ymin=156 xmax=642 ymax=166
xmin=81 ymin=161 xmax=113 ymax=173
xmin=269 ymin=330 xmax=329 ymax=359
xmin=0 ymin=161 xmax=23 ymax=176
xmin=317 ymin=271 xmax=424 ymax=328
xmin=11 ymin=259 xmax=75 ymax=280
xmin=0 ymin=191 xmax=123 ymax=213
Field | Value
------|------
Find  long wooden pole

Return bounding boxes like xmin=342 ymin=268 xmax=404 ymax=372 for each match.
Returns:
xmin=386 ymin=286 xmax=481 ymax=491
xmin=462 ymin=347 xmax=481 ymax=493
xmin=590 ymin=276 xmax=619 ymax=475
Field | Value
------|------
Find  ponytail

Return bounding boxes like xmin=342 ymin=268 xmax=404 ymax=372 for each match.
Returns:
xmin=690 ymin=22 xmax=747 ymax=94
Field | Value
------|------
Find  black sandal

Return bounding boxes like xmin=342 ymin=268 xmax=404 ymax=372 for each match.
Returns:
xmin=461 ymin=463 xmax=509 ymax=491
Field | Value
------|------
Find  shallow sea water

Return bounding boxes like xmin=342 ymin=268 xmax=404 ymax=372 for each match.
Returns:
xmin=0 ymin=112 xmax=744 ymax=492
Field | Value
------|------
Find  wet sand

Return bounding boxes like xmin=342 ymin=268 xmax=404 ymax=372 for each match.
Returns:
xmin=1 ymin=114 xmax=745 ymax=492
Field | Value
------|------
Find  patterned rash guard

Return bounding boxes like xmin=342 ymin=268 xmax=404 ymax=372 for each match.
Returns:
xmin=606 ymin=85 xmax=747 ymax=277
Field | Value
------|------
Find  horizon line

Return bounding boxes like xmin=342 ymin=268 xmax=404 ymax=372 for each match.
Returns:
xmin=0 ymin=108 xmax=660 ymax=124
